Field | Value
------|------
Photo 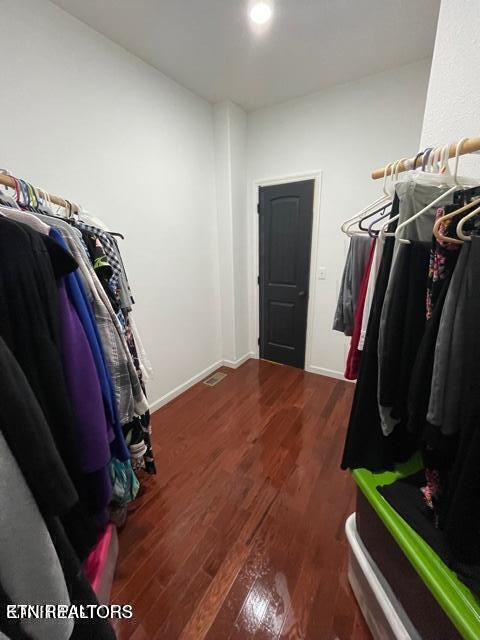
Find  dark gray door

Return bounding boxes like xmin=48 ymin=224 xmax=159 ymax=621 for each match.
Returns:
xmin=259 ymin=179 xmax=314 ymax=368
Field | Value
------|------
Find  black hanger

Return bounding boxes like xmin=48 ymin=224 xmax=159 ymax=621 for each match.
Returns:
xmin=358 ymin=202 xmax=391 ymax=231
xmin=110 ymin=231 xmax=125 ymax=240
xmin=368 ymin=206 xmax=392 ymax=237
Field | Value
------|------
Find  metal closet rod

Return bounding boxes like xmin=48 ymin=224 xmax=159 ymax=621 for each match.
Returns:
xmin=0 ymin=173 xmax=70 ymax=208
xmin=371 ymin=136 xmax=480 ymax=180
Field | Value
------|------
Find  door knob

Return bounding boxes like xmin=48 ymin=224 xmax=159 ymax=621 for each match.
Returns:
xmin=298 ymin=290 xmax=306 ymax=297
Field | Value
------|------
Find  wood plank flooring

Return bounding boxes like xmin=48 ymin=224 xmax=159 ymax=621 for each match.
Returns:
xmin=111 ymin=359 xmax=371 ymax=640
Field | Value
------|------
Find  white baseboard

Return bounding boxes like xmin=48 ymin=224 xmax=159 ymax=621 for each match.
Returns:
xmin=306 ymin=364 xmax=353 ymax=382
xmin=149 ymin=353 xmax=255 ymax=414
xmin=222 ymin=352 xmax=254 ymax=369
xmin=149 ymin=359 xmax=223 ymax=413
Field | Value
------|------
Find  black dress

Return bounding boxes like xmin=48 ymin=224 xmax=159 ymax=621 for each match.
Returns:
xmin=379 ymin=236 xmax=480 ymax=596
xmin=441 ymin=235 xmax=480 ymax=563
xmin=341 ymin=197 xmax=416 ymax=471
xmin=378 ymin=240 xmax=431 ymax=425
xmin=0 ymin=218 xmax=99 ymax=557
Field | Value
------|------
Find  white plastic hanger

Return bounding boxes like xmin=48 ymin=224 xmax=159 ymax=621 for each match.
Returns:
xmin=394 ymin=138 xmax=469 ymax=245
xmin=345 ymin=198 xmax=393 ymax=236
xmin=358 ymin=161 xmax=398 ymax=232
xmin=342 ymin=196 xmax=391 ymax=236
xmin=418 ymin=142 xmax=473 ymax=186
xmin=32 ymin=185 xmax=53 ymax=215
xmin=382 ymin=162 xmax=396 ymax=197
xmin=357 ymin=163 xmax=395 ymax=232
xmin=347 ymin=160 xmax=402 ymax=235
xmin=378 ymin=157 xmax=410 ymax=240
xmin=340 ymin=159 xmax=393 ymax=236
xmin=341 ymin=192 xmax=391 ymax=236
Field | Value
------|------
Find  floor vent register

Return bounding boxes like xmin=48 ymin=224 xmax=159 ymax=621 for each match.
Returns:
xmin=203 ymin=372 xmax=227 ymax=387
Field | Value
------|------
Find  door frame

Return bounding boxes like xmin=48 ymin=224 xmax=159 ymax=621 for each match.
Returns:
xmin=250 ymin=170 xmax=323 ymax=371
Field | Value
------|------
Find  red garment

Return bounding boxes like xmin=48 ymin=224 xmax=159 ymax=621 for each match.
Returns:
xmin=345 ymin=239 xmax=376 ymax=380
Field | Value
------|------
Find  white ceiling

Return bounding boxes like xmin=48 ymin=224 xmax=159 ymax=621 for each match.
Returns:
xmin=51 ymin=0 xmax=441 ymax=111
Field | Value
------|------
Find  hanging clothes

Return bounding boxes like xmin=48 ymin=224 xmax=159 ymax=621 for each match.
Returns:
xmin=72 ymin=220 xmax=155 ymax=474
xmin=27 ymin=210 xmax=151 ymax=483
xmin=406 ymin=272 xmax=453 ymax=440
xmin=341 ymin=195 xmax=416 ymax=471
xmin=74 ymin=219 xmax=133 ymax=311
xmin=377 ymin=181 xmax=453 ymax=437
xmin=419 ymin=238 xmax=472 ymax=527
xmin=344 ymin=239 xmax=375 ymax=380
xmin=441 ymin=237 xmax=480 ymax=561
xmin=50 ymin=229 xmax=120 ymax=437
xmin=2 ymin=194 xmax=153 ymax=476
xmin=340 ymin=173 xmax=480 ymax=597
xmin=81 ymin=229 xmax=120 ymax=312
xmin=358 ymin=238 xmax=384 ymax=351
xmin=0 ymin=188 xmax=149 ymax=491
xmin=0 ymin=432 xmax=73 ymax=640
xmin=0 ymin=580 xmax=32 ymax=639
xmin=0 ymin=207 xmax=123 ymax=522
xmin=378 ymin=236 xmax=480 ymax=595
xmin=333 ymin=235 xmax=373 ymax=336
xmin=56 ymin=278 xmax=113 ymax=520
xmin=0 ymin=174 xmax=153 ymax=638
xmin=0 ymin=337 xmax=115 ymax=639
xmin=35 ymin=214 xmax=148 ymax=424
xmin=427 ymin=242 xmax=470 ymax=436
xmin=407 ymin=207 xmax=464 ymax=440
xmin=377 ymin=240 xmax=431 ymax=432
xmin=425 ymin=207 xmax=463 ymax=319
xmin=0 ymin=217 xmax=102 ymax=543
xmin=391 ymin=181 xmax=454 ymax=251
xmin=0 ymin=334 xmax=78 ymax=518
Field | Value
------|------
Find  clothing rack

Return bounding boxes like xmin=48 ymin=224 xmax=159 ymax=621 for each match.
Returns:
xmin=371 ymin=135 xmax=480 ymax=180
xmin=0 ymin=172 xmax=70 ymax=208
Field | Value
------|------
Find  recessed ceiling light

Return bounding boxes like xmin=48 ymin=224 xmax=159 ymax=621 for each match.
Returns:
xmin=249 ymin=2 xmax=273 ymax=25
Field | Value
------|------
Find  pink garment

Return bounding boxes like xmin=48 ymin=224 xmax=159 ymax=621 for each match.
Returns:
xmin=83 ymin=524 xmax=118 ymax=604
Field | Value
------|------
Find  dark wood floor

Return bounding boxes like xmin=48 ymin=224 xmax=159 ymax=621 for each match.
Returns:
xmin=111 ymin=359 xmax=372 ymax=640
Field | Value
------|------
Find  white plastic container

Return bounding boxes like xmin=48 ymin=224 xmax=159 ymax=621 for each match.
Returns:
xmin=345 ymin=512 xmax=421 ymax=640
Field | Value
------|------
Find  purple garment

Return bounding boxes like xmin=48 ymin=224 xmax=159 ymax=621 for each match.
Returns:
xmin=50 ymin=228 xmax=130 ymax=462
xmin=57 ymin=279 xmax=112 ymax=474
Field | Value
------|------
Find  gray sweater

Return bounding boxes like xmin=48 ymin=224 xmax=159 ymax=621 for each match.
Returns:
xmin=0 ymin=432 xmax=73 ymax=640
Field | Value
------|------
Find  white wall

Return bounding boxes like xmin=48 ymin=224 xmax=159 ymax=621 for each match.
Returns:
xmin=0 ymin=0 xmax=222 ymax=408
xmin=229 ymin=104 xmax=250 ymax=361
xmin=247 ymin=59 xmax=431 ymax=377
xmin=421 ymin=0 xmax=480 ymax=178
xmin=213 ymin=101 xmax=250 ymax=365
xmin=214 ymin=103 xmax=236 ymax=362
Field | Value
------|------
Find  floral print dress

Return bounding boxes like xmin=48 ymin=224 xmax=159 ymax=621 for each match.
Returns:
xmin=421 ymin=206 xmax=480 ymax=522
xmin=425 ymin=208 xmax=462 ymax=320
xmin=422 ymin=207 xmax=462 ymax=522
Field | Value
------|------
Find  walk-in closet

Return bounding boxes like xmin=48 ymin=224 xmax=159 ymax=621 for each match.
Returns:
xmin=0 ymin=0 xmax=478 ymax=638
